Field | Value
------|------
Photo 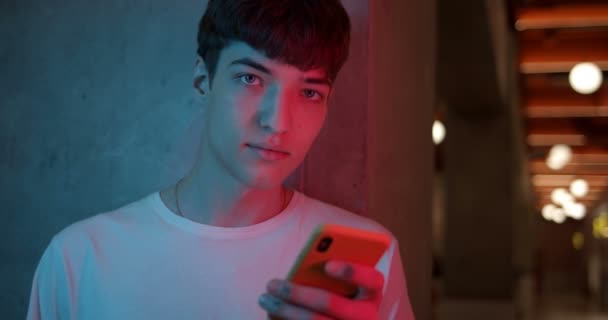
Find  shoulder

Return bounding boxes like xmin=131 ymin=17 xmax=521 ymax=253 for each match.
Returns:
xmin=48 ymin=192 xmax=155 ymax=255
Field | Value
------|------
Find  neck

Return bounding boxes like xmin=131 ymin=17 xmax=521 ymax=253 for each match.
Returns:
xmin=171 ymin=156 xmax=291 ymax=228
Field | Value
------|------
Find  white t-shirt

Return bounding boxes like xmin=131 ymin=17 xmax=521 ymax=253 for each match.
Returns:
xmin=26 ymin=190 xmax=414 ymax=319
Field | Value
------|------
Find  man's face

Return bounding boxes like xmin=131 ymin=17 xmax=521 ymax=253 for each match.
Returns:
xmin=195 ymin=41 xmax=332 ymax=189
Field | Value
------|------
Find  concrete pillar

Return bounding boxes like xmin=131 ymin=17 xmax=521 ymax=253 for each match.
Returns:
xmin=367 ymin=0 xmax=435 ymax=318
xmin=443 ymin=109 xmax=514 ymax=299
xmin=436 ymin=0 xmax=535 ymax=319
xmin=285 ymin=0 xmax=370 ymax=216
xmin=439 ymin=106 xmax=522 ymax=320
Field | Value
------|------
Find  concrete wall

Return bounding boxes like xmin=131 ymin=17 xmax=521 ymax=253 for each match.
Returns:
xmin=2 ymin=2 xmax=207 ymax=318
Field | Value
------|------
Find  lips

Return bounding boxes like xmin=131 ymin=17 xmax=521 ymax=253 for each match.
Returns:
xmin=247 ymin=144 xmax=291 ymax=161
xmin=246 ymin=143 xmax=290 ymax=155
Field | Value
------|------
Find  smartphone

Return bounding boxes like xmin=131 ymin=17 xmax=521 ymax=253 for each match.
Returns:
xmin=269 ymin=223 xmax=391 ymax=319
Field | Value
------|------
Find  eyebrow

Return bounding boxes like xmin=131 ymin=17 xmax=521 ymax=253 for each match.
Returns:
xmin=303 ymin=76 xmax=331 ymax=87
xmin=230 ymin=58 xmax=272 ymax=75
xmin=229 ymin=57 xmax=331 ymax=87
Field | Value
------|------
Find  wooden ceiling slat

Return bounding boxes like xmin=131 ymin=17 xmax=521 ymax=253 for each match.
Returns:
xmin=536 ymin=195 xmax=599 ymax=202
xmin=519 ymin=33 xmax=608 ymax=72
xmin=525 ymin=113 xmax=608 ymax=152
xmin=527 ymin=134 xmax=586 ymax=146
xmin=535 ymin=185 xmax=603 ymax=191
xmin=536 ymin=190 xmax=600 ymax=198
xmin=532 ymin=174 xmax=608 ymax=187
xmin=526 ymin=92 xmax=606 ymax=106
xmin=523 ymin=73 xmax=608 ymax=95
xmin=536 ymin=186 xmax=605 ymax=193
xmin=526 ymin=106 xmax=608 ymax=118
xmin=530 ymin=160 xmax=608 ymax=175
xmin=534 ymin=200 xmax=597 ymax=210
xmin=516 ymin=4 xmax=608 ymax=30
xmin=522 ymin=77 xmax=608 ymax=118
xmin=520 ymin=28 xmax=608 ymax=42
xmin=531 ymin=155 xmax=608 ymax=162
xmin=526 ymin=117 xmax=608 ymax=133
xmin=529 ymin=145 xmax=608 ymax=156
xmin=521 ymin=53 xmax=608 ymax=73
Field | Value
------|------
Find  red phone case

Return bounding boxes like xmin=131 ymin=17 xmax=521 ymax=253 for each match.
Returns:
xmin=268 ymin=223 xmax=391 ymax=320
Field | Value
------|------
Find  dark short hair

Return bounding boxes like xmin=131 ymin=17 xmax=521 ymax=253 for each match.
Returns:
xmin=196 ymin=0 xmax=351 ymax=87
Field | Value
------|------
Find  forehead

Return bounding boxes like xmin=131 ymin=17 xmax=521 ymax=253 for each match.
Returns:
xmin=218 ymin=41 xmax=328 ymax=79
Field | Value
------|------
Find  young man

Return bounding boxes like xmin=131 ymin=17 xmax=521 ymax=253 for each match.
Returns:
xmin=26 ymin=0 xmax=415 ymax=319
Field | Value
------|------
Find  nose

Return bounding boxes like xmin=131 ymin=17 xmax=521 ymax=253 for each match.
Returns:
xmin=258 ymin=86 xmax=291 ymax=134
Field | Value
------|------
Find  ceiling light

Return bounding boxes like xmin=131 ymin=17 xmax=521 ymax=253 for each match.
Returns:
xmin=542 ymin=204 xmax=556 ymax=221
xmin=552 ymin=208 xmax=566 ymax=224
xmin=551 ymin=188 xmax=573 ymax=206
xmin=569 ymin=62 xmax=603 ymax=95
xmin=570 ymin=179 xmax=589 ymax=198
xmin=564 ymin=202 xmax=586 ymax=220
xmin=432 ymin=120 xmax=446 ymax=145
xmin=546 ymin=144 xmax=572 ymax=170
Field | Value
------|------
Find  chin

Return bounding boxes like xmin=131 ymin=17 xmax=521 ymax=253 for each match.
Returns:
xmin=240 ymin=169 xmax=289 ymax=190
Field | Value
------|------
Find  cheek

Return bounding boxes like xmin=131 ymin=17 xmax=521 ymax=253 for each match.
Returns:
xmin=304 ymin=106 xmax=326 ymax=132
xmin=206 ymin=95 xmax=258 ymax=148
xmin=293 ymin=108 xmax=327 ymax=147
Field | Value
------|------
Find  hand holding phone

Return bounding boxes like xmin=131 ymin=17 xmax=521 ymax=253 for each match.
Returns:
xmin=259 ymin=223 xmax=392 ymax=320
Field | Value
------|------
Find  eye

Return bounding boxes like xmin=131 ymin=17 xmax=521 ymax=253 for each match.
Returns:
xmin=239 ymin=74 xmax=261 ymax=85
xmin=302 ymin=89 xmax=324 ymax=101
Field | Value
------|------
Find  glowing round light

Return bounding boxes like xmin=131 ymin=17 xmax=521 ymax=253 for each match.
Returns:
xmin=551 ymin=188 xmax=573 ymax=206
xmin=542 ymin=204 xmax=556 ymax=221
xmin=433 ymin=120 xmax=446 ymax=145
xmin=569 ymin=62 xmax=603 ymax=95
xmin=564 ymin=202 xmax=586 ymax=220
xmin=546 ymin=144 xmax=572 ymax=170
xmin=570 ymin=179 xmax=589 ymax=198
xmin=552 ymin=208 xmax=566 ymax=224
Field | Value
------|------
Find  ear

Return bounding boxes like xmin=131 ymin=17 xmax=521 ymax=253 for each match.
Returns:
xmin=193 ymin=55 xmax=210 ymax=96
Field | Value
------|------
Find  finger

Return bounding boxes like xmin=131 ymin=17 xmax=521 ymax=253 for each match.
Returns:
xmin=258 ymin=293 xmax=335 ymax=320
xmin=325 ymin=261 xmax=385 ymax=297
xmin=265 ymin=279 xmax=378 ymax=320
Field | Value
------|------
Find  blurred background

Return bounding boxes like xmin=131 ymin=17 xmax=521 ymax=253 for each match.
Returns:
xmin=1 ymin=0 xmax=608 ymax=319
xmin=433 ymin=0 xmax=608 ymax=319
